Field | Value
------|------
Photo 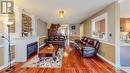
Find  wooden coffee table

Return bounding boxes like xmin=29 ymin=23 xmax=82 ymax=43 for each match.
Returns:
xmin=38 ymin=45 xmax=59 ymax=61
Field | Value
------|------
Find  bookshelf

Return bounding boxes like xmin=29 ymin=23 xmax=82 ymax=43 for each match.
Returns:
xmin=22 ymin=14 xmax=32 ymax=37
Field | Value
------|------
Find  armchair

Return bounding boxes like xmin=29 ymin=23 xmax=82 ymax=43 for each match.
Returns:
xmin=74 ymin=37 xmax=100 ymax=57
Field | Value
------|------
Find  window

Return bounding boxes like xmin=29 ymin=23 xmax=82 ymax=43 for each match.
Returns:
xmin=91 ymin=13 xmax=108 ymax=41
xmin=1 ymin=1 xmax=14 ymax=14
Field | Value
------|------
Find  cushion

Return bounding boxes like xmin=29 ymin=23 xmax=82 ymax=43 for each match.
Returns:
xmin=85 ymin=38 xmax=88 ymax=43
xmin=54 ymin=38 xmax=59 ymax=41
xmin=84 ymin=37 xmax=87 ymax=41
xmin=59 ymin=38 xmax=64 ymax=41
xmin=83 ymin=47 xmax=95 ymax=51
xmin=93 ymin=40 xmax=98 ymax=47
xmin=49 ymin=36 xmax=54 ymax=39
xmin=80 ymin=40 xmax=83 ymax=44
xmin=59 ymin=36 xmax=64 ymax=39
xmin=87 ymin=39 xmax=91 ymax=43
xmin=81 ymin=39 xmax=84 ymax=42
xmin=49 ymin=38 xmax=53 ymax=41
xmin=82 ymin=41 xmax=86 ymax=45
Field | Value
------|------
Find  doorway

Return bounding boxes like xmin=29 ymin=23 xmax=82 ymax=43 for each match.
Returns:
xmin=120 ymin=0 xmax=130 ymax=72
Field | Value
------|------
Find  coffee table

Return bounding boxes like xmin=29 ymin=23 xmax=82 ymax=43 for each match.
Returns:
xmin=38 ymin=45 xmax=59 ymax=61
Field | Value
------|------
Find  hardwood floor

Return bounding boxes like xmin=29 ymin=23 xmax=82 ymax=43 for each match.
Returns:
xmin=0 ymin=45 xmax=126 ymax=73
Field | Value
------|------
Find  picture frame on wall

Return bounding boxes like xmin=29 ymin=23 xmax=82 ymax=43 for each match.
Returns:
xmin=71 ymin=25 xmax=75 ymax=30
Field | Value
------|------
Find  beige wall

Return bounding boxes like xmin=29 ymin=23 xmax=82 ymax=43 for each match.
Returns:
xmin=69 ymin=36 xmax=80 ymax=42
xmin=0 ymin=48 xmax=4 ymax=66
xmin=83 ymin=2 xmax=116 ymax=44
xmin=83 ymin=19 xmax=92 ymax=37
xmin=82 ymin=2 xmax=118 ymax=64
xmin=37 ymin=19 xmax=47 ymax=37
xmin=99 ymin=43 xmax=115 ymax=63
xmin=69 ymin=24 xmax=80 ymax=36
xmin=69 ymin=24 xmax=80 ymax=42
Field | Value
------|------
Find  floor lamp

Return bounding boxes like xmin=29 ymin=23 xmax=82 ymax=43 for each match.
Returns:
xmin=1 ymin=22 xmax=15 ymax=71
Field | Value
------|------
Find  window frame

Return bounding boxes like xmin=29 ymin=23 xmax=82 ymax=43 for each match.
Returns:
xmin=91 ymin=13 xmax=108 ymax=41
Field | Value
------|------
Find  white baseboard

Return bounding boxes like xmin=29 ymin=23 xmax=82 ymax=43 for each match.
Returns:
xmin=121 ymin=67 xmax=130 ymax=73
xmin=97 ymin=54 xmax=115 ymax=67
xmin=39 ymin=44 xmax=45 ymax=48
xmin=0 ymin=60 xmax=15 ymax=70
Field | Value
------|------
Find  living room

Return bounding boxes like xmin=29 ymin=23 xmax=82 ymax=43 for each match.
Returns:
xmin=0 ymin=0 xmax=130 ymax=73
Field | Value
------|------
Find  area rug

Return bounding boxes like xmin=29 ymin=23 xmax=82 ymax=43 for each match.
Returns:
xmin=22 ymin=48 xmax=63 ymax=68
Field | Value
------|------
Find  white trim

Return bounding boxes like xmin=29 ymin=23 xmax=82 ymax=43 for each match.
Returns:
xmin=100 ymin=41 xmax=115 ymax=46
xmin=22 ymin=10 xmax=33 ymax=17
xmin=38 ymin=36 xmax=47 ymax=38
xmin=0 ymin=44 xmax=4 ymax=47
xmin=97 ymin=54 xmax=115 ymax=67
xmin=39 ymin=43 xmax=45 ymax=48
xmin=121 ymin=67 xmax=130 ymax=73
xmin=37 ymin=36 xmax=47 ymax=47
xmin=37 ymin=36 xmax=47 ymax=54
xmin=69 ymin=35 xmax=80 ymax=37
xmin=0 ymin=60 xmax=15 ymax=70
xmin=97 ymin=53 xmax=121 ymax=69
xmin=91 ymin=13 xmax=108 ymax=41
xmin=115 ymin=2 xmax=121 ymax=68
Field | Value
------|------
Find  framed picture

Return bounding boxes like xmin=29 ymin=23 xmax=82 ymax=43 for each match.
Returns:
xmin=71 ymin=26 xmax=75 ymax=30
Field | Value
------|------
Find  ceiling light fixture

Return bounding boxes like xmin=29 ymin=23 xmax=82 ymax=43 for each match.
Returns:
xmin=118 ymin=0 xmax=123 ymax=3
xmin=58 ymin=10 xmax=64 ymax=18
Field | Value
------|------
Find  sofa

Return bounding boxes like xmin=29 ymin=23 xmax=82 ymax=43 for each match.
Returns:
xmin=74 ymin=37 xmax=100 ymax=57
xmin=45 ymin=36 xmax=65 ymax=47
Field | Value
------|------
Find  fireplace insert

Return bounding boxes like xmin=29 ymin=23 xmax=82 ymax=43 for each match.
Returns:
xmin=27 ymin=42 xmax=38 ymax=59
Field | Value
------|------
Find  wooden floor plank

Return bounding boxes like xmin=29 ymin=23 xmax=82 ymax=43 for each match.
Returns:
xmin=0 ymin=45 xmax=126 ymax=73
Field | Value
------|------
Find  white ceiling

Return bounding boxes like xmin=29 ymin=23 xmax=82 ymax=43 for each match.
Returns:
xmin=15 ymin=0 xmax=116 ymax=24
xmin=120 ymin=0 xmax=130 ymax=18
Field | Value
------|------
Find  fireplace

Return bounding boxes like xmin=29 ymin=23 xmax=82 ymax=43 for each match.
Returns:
xmin=27 ymin=42 xmax=38 ymax=59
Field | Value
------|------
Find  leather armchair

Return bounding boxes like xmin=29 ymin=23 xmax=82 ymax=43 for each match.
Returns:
xmin=74 ymin=37 xmax=100 ymax=57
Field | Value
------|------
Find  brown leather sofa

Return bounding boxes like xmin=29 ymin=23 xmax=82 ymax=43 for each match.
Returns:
xmin=74 ymin=37 xmax=100 ymax=57
xmin=45 ymin=36 xmax=65 ymax=47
